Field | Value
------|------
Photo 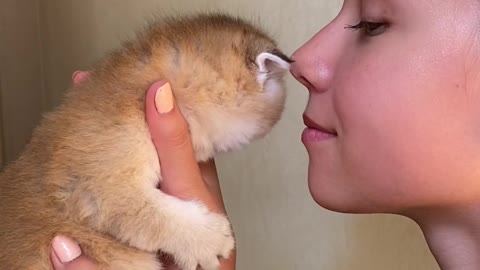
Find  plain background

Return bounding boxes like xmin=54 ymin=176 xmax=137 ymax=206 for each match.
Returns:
xmin=0 ymin=1 xmax=439 ymax=269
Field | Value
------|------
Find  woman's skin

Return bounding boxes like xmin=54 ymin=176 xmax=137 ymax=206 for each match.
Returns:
xmin=51 ymin=1 xmax=480 ymax=269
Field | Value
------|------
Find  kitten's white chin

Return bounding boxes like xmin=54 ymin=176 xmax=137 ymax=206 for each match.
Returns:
xmin=192 ymin=114 xmax=262 ymax=162
xmin=190 ymin=77 xmax=287 ymax=162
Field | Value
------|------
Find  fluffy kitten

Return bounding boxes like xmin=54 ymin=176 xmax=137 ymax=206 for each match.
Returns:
xmin=0 ymin=13 xmax=290 ymax=270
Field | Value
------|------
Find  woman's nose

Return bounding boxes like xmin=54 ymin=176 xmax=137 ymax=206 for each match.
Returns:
xmin=290 ymin=50 xmax=332 ymax=94
xmin=290 ymin=19 xmax=346 ymax=94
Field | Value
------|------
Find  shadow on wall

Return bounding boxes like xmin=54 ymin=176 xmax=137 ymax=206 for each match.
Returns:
xmin=39 ymin=0 xmax=103 ymax=110
xmin=0 ymin=0 xmax=46 ymax=165
xmin=1 ymin=0 xmax=150 ymax=164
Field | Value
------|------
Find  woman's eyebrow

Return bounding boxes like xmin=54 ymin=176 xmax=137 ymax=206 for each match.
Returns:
xmin=362 ymin=0 xmax=398 ymax=18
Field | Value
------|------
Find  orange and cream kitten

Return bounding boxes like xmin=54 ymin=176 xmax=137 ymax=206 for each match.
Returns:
xmin=0 ymin=13 xmax=291 ymax=270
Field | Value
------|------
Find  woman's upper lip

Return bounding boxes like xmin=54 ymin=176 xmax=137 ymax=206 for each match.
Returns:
xmin=303 ymin=114 xmax=337 ymax=135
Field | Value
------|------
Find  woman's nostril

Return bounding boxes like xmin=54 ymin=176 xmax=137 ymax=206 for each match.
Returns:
xmin=299 ymin=76 xmax=314 ymax=90
xmin=290 ymin=59 xmax=316 ymax=91
xmin=291 ymin=72 xmax=311 ymax=88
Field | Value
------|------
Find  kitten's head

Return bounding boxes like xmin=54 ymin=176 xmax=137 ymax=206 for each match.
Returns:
xmin=128 ymin=14 xmax=292 ymax=161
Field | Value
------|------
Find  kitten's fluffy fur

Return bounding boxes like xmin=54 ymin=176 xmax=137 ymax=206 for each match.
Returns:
xmin=0 ymin=14 xmax=290 ymax=270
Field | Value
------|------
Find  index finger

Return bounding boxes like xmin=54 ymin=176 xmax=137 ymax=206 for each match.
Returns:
xmin=198 ymin=160 xmax=226 ymax=213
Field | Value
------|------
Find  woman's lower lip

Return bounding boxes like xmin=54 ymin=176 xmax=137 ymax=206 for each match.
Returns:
xmin=301 ymin=128 xmax=336 ymax=143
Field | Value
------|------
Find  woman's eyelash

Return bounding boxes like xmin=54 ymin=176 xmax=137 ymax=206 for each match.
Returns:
xmin=344 ymin=21 xmax=386 ymax=36
xmin=344 ymin=21 xmax=382 ymax=30
xmin=345 ymin=21 xmax=366 ymax=30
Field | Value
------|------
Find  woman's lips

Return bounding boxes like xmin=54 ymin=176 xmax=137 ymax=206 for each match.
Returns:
xmin=302 ymin=115 xmax=337 ymax=143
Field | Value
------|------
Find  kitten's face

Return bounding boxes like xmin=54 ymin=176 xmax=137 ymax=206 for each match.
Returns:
xmin=200 ymin=47 xmax=290 ymax=156
xmin=161 ymin=17 xmax=291 ymax=161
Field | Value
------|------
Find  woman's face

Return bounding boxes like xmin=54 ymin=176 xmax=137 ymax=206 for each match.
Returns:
xmin=291 ymin=0 xmax=480 ymax=213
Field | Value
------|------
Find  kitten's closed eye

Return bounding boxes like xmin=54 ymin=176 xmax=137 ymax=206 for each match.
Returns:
xmin=270 ymin=49 xmax=294 ymax=64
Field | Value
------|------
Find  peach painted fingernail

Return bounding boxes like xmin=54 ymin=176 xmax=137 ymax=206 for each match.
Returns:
xmin=154 ymin=82 xmax=174 ymax=114
xmin=52 ymin=236 xmax=82 ymax=263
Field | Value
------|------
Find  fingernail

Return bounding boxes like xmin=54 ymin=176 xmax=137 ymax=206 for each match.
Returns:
xmin=155 ymin=82 xmax=174 ymax=114
xmin=72 ymin=71 xmax=90 ymax=85
xmin=72 ymin=71 xmax=81 ymax=79
xmin=52 ymin=236 xmax=82 ymax=264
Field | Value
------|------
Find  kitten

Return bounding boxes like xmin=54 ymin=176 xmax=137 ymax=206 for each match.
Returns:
xmin=0 ymin=13 xmax=291 ymax=270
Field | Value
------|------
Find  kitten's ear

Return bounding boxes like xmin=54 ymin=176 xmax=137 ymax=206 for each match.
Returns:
xmin=256 ymin=52 xmax=291 ymax=78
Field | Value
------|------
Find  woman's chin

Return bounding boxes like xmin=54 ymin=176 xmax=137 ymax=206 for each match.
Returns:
xmin=307 ymin=172 xmax=390 ymax=214
xmin=307 ymin=175 xmax=354 ymax=213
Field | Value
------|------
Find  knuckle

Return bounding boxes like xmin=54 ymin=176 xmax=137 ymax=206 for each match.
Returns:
xmin=165 ymin=121 xmax=191 ymax=148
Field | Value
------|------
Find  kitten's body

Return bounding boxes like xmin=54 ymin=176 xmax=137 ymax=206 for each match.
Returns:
xmin=0 ymin=14 xmax=290 ymax=270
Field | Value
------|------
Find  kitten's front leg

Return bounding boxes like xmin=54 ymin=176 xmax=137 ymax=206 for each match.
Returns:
xmin=90 ymin=185 xmax=234 ymax=270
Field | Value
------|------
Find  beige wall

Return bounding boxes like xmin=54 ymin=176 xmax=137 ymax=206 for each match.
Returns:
xmin=2 ymin=1 xmax=439 ymax=269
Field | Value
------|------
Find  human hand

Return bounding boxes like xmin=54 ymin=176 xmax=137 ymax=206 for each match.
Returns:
xmin=50 ymin=71 xmax=235 ymax=270
xmin=144 ymin=80 xmax=235 ymax=269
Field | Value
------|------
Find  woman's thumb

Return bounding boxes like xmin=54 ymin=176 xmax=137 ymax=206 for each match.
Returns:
xmin=144 ymin=81 xmax=205 ymax=197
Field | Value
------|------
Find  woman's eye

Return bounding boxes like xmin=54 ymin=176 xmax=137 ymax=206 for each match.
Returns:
xmin=345 ymin=21 xmax=386 ymax=37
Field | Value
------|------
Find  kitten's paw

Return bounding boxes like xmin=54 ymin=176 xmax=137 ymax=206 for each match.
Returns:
xmin=172 ymin=203 xmax=235 ymax=270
